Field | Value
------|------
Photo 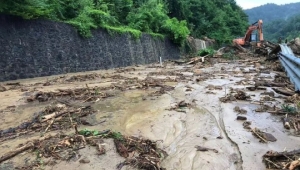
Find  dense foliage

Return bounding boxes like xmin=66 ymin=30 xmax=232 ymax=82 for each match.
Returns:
xmin=264 ymin=14 xmax=300 ymax=42
xmin=245 ymin=2 xmax=300 ymax=24
xmin=245 ymin=2 xmax=300 ymax=42
xmin=0 ymin=0 xmax=248 ymax=45
xmin=165 ymin=0 xmax=249 ymax=43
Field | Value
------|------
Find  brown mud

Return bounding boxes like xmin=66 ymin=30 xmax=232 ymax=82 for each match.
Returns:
xmin=1 ymin=55 xmax=300 ymax=170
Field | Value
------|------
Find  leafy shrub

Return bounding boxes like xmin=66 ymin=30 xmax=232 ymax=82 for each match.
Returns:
xmin=197 ymin=48 xmax=215 ymax=57
xmin=281 ymin=104 xmax=297 ymax=114
xmin=162 ymin=18 xmax=190 ymax=45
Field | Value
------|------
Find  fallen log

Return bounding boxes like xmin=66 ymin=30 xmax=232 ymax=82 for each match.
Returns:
xmin=0 ymin=142 xmax=34 ymax=163
xmin=187 ymin=55 xmax=207 ymax=64
xmin=272 ymin=88 xmax=295 ymax=96
xmin=255 ymin=81 xmax=287 ymax=87
xmin=264 ymin=149 xmax=300 ymax=159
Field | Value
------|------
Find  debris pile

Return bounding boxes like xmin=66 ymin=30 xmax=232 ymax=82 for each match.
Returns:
xmin=148 ymin=71 xmax=184 ymax=77
xmin=219 ymin=90 xmax=251 ymax=103
xmin=116 ymin=136 xmax=167 ymax=170
xmin=65 ymin=73 xmax=100 ymax=82
xmin=288 ymin=37 xmax=300 ymax=55
xmin=263 ymin=149 xmax=300 ymax=170
xmin=234 ymin=90 xmax=251 ymax=100
xmin=167 ymin=100 xmax=190 ymax=112
xmin=286 ymin=94 xmax=300 ymax=103
xmin=115 ymin=67 xmax=136 ymax=73
xmin=26 ymin=86 xmax=112 ymax=103
xmin=0 ymin=129 xmax=168 ymax=170
xmin=5 ymin=82 xmax=23 ymax=90
xmin=0 ymin=103 xmax=95 ymax=141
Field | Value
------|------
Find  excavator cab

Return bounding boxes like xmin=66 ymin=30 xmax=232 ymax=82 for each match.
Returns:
xmin=233 ymin=19 xmax=264 ymax=52
xmin=250 ymin=34 xmax=257 ymax=42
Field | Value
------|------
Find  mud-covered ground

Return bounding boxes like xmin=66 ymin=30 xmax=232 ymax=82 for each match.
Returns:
xmin=1 ymin=55 xmax=300 ymax=170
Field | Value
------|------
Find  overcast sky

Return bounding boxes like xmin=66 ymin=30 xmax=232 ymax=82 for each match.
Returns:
xmin=235 ymin=0 xmax=300 ymax=9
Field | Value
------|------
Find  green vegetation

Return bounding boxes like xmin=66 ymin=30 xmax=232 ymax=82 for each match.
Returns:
xmin=281 ymin=104 xmax=298 ymax=115
xmin=0 ymin=0 xmax=249 ymax=45
xmin=165 ymin=0 xmax=248 ymax=43
xmin=79 ymin=128 xmax=102 ymax=136
xmin=78 ymin=129 xmax=124 ymax=140
xmin=245 ymin=2 xmax=300 ymax=25
xmin=263 ymin=14 xmax=300 ymax=42
xmin=197 ymin=48 xmax=215 ymax=57
xmin=244 ymin=2 xmax=300 ymax=42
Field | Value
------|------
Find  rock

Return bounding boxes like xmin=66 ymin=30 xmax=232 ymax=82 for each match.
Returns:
xmin=261 ymin=91 xmax=275 ymax=97
xmin=234 ymin=106 xmax=247 ymax=114
xmin=81 ymin=114 xmax=105 ymax=126
xmin=0 ymin=85 xmax=6 ymax=92
xmin=246 ymin=86 xmax=256 ymax=91
xmin=243 ymin=121 xmax=252 ymax=129
xmin=178 ymin=101 xmax=189 ymax=107
xmin=216 ymin=136 xmax=223 ymax=139
xmin=79 ymin=158 xmax=90 ymax=164
xmin=206 ymin=84 xmax=215 ymax=90
xmin=262 ymin=132 xmax=277 ymax=142
xmin=234 ymin=106 xmax=240 ymax=112
xmin=214 ymin=86 xmax=222 ymax=90
xmin=237 ymin=116 xmax=247 ymax=121
xmin=239 ymin=108 xmax=247 ymax=114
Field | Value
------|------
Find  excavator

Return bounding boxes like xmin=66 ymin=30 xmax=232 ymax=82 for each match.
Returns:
xmin=233 ymin=19 xmax=264 ymax=52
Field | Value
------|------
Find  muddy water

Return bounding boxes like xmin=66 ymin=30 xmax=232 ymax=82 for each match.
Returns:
xmin=1 ymin=61 xmax=300 ymax=170
xmin=87 ymin=85 xmax=239 ymax=170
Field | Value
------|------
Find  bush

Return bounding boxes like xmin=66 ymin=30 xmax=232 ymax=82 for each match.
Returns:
xmin=197 ymin=48 xmax=215 ymax=57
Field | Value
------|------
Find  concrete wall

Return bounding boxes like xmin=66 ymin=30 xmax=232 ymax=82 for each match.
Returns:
xmin=0 ymin=15 xmax=180 ymax=81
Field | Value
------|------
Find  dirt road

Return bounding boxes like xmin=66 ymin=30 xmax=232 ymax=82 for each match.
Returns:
xmin=0 ymin=56 xmax=299 ymax=170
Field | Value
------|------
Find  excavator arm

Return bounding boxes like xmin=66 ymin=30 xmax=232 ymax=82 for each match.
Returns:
xmin=233 ymin=19 xmax=264 ymax=47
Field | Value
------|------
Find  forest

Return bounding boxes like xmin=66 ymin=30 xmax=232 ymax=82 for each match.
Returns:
xmin=263 ymin=14 xmax=300 ymax=42
xmin=0 ymin=0 xmax=248 ymax=45
xmin=245 ymin=2 xmax=300 ymax=42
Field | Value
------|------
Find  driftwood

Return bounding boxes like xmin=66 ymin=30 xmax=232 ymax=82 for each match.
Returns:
xmin=255 ymin=81 xmax=287 ymax=87
xmin=273 ymin=88 xmax=295 ymax=96
xmin=0 ymin=135 xmax=54 ymax=164
xmin=0 ymin=142 xmax=34 ymax=163
xmin=251 ymin=128 xmax=268 ymax=143
xmin=263 ymin=149 xmax=300 ymax=170
xmin=187 ymin=55 xmax=208 ymax=64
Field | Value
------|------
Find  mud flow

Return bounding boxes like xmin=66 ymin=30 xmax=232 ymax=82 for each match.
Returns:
xmin=1 ymin=55 xmax=300 ymax=170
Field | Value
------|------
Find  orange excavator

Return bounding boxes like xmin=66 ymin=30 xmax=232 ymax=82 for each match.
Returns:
xmin=233 ymin=19 xmax=264 ymax=51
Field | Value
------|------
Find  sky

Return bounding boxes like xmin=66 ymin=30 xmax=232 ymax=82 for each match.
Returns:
xmin=235 ymin=0 xmax=300 ymax=9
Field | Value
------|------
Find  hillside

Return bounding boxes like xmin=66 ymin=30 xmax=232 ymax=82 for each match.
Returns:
xmin=264 ymin=13 xmax=300 ymax=42
xmin=245 ymin=2 xmax=300 ymax=24
xmin=0 ymin=0 xmax=248 ymax=44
